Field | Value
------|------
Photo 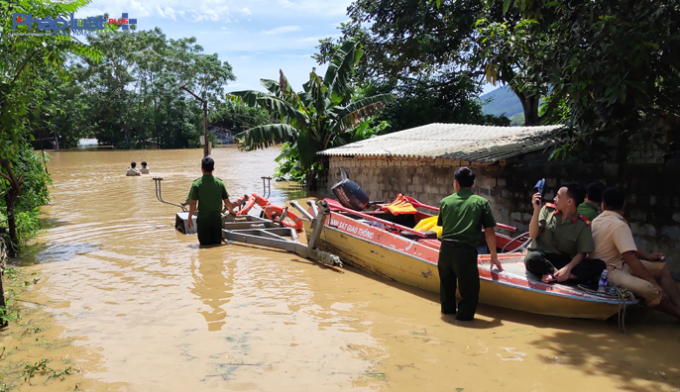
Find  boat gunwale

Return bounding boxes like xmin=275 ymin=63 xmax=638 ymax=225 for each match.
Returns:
xmin=314 ymin=221 xmax=638 ymax=306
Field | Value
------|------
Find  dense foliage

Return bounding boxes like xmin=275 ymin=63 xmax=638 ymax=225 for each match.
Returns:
xmin=230 ymin=40 xmax=394 ymax=185
xmin=314 ymin=19 xmax=511 ymax=131
xmin=516 ymin=0 xmax=680 ymax=161
xmin=0 ymin=144 xmax=51 ymax=248
xmin=323 ymin=0 xmax=680 ymax=161
xmin=1 ymin=0 xmax=101 ymax=253
xmin=34 ymin=28 xmax=237 ymax=149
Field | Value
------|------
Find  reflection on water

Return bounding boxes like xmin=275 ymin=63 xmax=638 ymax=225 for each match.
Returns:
xmin=191 ymin=250 xmax=233 ymax=332
xmin=3 ymin=147 xmax=679 ymax=392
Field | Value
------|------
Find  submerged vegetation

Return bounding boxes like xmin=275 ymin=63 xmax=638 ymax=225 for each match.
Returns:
xmin=0 ymin=268 xmax=78 ymax=391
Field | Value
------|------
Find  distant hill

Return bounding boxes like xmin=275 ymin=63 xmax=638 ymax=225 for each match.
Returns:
xmin=480 ymin=85 xmax=524 ymax=118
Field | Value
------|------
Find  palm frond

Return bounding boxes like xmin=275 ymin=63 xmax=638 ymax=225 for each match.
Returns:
xmin=331 ymin=101 xmax=391 ymax=134
xmin=235 ymin=123 xmax=300 ymax=151
xmin=323 ymin=39 xmax=363 ymax=97
xmin=230 ymin=90 xmax=308 ymax=128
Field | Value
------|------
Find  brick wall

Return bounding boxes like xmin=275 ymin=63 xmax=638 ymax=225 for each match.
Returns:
xmin=326 ymin=156 xmax=680 ymax=275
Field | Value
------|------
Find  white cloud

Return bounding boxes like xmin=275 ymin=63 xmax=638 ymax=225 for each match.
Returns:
xmin=299 ymin=34 xmax=337 ymax=42
xmin=75 ymin=0 xmax=350 ymax=95
xmin=156 ymin=6 xmax=178 ymax=20
xmin=260 ymin=25 xmax=301 ymax=35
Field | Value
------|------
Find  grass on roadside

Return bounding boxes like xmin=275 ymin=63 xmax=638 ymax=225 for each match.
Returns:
xmin=0 ymin=267 xmax=80 ymax=391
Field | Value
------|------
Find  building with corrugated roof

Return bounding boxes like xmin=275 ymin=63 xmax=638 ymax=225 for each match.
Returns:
xmin=320 ymin=123 xmax=563 ymax=164
xmin=319 ymin=123 xmax=563 ymax=219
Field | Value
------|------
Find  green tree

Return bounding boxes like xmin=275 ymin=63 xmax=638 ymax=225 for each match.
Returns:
xmin=229 ymin=40 xmax=394 ymax=185
xmin=313 ymin=10 xmax=512 ymax=129
xmin=40 ymin=28 xmax=236 ymax=149
xmin=330 ymin=0 xmax=555 ymax=125
xmin=1 ymin=0 xmax=100 ymax=252
xmin=515 ymin=0 xmax=680 ymax=161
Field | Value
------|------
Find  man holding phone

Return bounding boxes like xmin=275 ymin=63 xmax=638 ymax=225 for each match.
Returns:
xmin=524 ymin=182 xmax=605 ymax=284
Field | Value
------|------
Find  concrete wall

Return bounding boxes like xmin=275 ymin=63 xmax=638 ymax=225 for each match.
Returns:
xmin=326 ymin=156 xmax=680 ymax=275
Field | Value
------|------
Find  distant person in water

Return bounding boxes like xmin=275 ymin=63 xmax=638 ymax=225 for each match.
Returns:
xmin=187 ymin=157 xmax=235 ymax=245
xmin=139 ymin=161 xmax=150 ymax=174
xmin=126 ymin=162 xmax=141 ymax=176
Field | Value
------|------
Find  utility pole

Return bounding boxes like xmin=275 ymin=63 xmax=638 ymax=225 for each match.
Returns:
xmin=180 ymin=86 xmax=210 ymax=158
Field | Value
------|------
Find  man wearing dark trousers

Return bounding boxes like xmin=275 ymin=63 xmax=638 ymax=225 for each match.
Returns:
xmin=437 ymin=167 xmax=503 ymax=321
xmin=187 ymin=157 xmax=235 ymax=245
xmin=525 ymin=182 xmax=605 ymax=284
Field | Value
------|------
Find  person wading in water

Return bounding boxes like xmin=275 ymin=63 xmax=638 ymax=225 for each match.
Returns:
xmin=437 ymin=167 xmax=503 ymax=321
xmin=187 ymin=157 xmax=235 ymax=245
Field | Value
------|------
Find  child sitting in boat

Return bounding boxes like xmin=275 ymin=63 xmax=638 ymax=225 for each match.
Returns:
xmin=524 ymin=182 xmax=605 ymax=285
xmin=140 ymin=161 xmax=150 ymax=174
xmin=126 ymin=162 xmax=141 ymax=176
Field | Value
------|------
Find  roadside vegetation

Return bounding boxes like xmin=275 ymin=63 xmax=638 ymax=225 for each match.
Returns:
xmin=0 ymin=268 xmax=79 ymax=391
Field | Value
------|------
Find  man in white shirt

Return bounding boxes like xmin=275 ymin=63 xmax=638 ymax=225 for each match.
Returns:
xmin=590 ymin=187 xmax=680 ymax=320
xmin=139 ymin=161 xmax=150 ymax=174
xmin=126 ymin=162 xmax=141 ymax=176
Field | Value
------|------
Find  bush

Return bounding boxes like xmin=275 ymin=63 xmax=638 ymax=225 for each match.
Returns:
xmin=0 ymin=144 xmax=51 ymax=249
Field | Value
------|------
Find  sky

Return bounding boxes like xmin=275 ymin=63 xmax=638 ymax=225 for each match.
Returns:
xmin=76 ymin=0 xmax=497 ymax=95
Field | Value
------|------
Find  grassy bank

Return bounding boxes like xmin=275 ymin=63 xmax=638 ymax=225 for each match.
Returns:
xmin=0 ymin=267 xmax=80 ymax=391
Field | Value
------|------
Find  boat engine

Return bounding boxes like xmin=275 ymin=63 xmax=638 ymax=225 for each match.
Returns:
xmin=331 ymin=168 xmax=370 ymax=211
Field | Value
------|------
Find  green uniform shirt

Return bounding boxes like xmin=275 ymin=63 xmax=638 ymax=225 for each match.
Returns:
xmin=527 ymin=205 xmax=595 ymax=256
xmin=437 ymin=188 xmax=496 ymax=249
xmin=576 ymin=202 xmax=600 ymax=221
xmin=188 ymin=175 xmax=229 ymax=216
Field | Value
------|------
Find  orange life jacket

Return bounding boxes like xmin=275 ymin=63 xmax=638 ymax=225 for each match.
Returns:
xmin=380 ymin=194 xmax=418 ymax=215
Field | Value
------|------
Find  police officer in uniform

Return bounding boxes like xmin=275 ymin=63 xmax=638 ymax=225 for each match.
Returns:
xmin=576 ymin=181 xmax=606 ymax=221
xmin=525 ymin=182 xmax=605 ymax=284
xmin=187 ymin=157 xmax=235 ymax=245
xmin=437 ymin=167 xmax=503 ymax=321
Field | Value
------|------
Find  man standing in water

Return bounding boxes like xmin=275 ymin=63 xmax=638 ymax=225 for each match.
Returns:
xmin=437 ymin=167 xmax=503 ymax=321
xmin=187 ymin=157 xmax=235 ymax=245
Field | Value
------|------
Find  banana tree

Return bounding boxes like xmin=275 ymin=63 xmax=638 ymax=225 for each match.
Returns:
xmin=229 ymin=39 xmax=394 ymax=181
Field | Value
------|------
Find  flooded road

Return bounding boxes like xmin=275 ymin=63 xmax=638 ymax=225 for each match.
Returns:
xmin=4 ymin=147 xmax=680 ymax=391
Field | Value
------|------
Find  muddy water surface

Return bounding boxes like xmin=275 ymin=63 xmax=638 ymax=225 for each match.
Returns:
xmin=3 ymin=148 xmax=680 ymax=392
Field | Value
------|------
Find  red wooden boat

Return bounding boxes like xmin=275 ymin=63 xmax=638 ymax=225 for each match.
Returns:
xmin=303 ymin=197 xmax=636 ymax=320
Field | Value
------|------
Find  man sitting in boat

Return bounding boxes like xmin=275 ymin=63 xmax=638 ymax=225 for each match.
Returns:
xmin=577 ymin=181 xmax=606 ymax=221
xmin=525 ymin=182 xmax=605 ymax=284
xmin=590 ymin=187 xmax=680 ymax=320
xmin=437 ymin=167 xmax=503 ymax=321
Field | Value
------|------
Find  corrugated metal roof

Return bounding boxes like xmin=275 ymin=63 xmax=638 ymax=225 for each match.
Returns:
xmin=319 ymin=123 xmax=563 ymax=163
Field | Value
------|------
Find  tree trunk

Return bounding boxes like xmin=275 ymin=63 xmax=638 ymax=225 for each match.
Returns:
xmin=522 ymin=95 xmax=541 ymax=126
xmin=0 ymin=232 xmax=7 ymax=328
xmin=0 ymin=269 xmax=7 ymax=329
xmin=4 ymin=193 xmax=17 ymax=257
xmin=0 ymin=157 xmax=21 ymax=256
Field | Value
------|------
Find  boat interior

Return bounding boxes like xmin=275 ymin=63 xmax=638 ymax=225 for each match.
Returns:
xmin=324 ymin=197 xmax=532 ymax=255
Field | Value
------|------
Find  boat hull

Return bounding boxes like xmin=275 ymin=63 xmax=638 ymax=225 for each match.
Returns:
xmin=304 ymin=217 xmax=632 ymax=320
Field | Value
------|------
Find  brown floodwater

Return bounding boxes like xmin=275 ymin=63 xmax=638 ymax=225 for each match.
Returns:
xmin=2 ymin=147 xmax=680 ymax=392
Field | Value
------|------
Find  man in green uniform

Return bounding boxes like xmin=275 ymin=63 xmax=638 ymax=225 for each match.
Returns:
xmin=187 ymin=157 xmax=235 ymax=245
xmin=577 ymin=181 xmax=605 ymax=221
xmin=525 ymin=182 xmax=605 ymax=284
xmin=437 ymin=167 xmax=503 ymax=321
